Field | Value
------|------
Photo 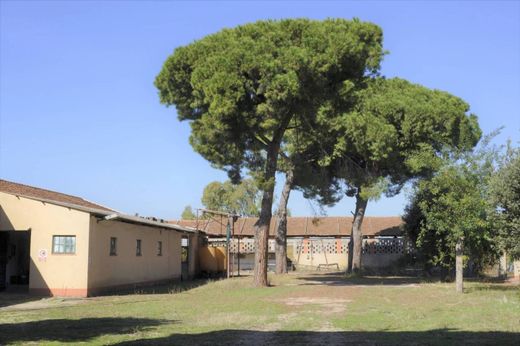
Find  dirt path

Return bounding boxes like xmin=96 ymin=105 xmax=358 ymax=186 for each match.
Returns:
xmin=262 ymin=272 xmax=423 ymax=344
xmin=267 ymin=272 xmax=360 ymax=339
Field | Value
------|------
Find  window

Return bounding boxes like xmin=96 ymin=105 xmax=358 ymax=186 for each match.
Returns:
xmin=157 ymin=241 xmax=162 ymax=256
xmin=136 ymin=239 xmax=142 ymax=256
xmin=110 ymin=237 xmax=117 ymax=256
xmin=181 ymin=236 xmax=189 ymax=263
xmin=52 ymin=236 xmax=76 ymax=254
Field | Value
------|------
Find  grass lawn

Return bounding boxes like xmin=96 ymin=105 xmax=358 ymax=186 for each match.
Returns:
xmin=0 ymin=273 xmax=519 ymax=345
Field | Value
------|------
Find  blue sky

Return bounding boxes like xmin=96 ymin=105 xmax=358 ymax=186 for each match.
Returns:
xmin=1 ymin=1 xmax=519 ymax=219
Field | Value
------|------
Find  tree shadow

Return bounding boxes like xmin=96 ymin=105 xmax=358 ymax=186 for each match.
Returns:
xmin=0 ymin=291 xmax=40 ymax=308
xmin=113 ymin=329 xmax=520 ymax=345
xmin=0 ymin=317 xmax=174 ymax=344
xmin=295 ymin=272 xmax=426 ymax=286
xmin=95 ymin=278 xmax=212 ymax=297
xmin=0 ymin=279 xmax=212 ymax=309
xmin=466 ymin=284 xmax=520 ymax=293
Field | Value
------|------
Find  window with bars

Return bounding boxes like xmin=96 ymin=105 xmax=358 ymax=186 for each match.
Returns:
xmin=157 ymin=241 xmax=162 ymax=256
xmin=52 ymin=235 xmax=76 ymax=254
xmin=110 ymin=237 xmax=117 ymax=256
xmin=136 ymin=239 xmax=142 ymax=256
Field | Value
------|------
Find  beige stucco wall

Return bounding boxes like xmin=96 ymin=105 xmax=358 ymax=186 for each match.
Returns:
xmin=88 ymin=216 xmax=182 ymax=292
xmin=199 ymin=246 xmax=227 ymax=272
xmin=0 ymin=192 xmax=90 ymax=296
xmin=288 ymin=238 xmax=404 ymax=270
xmin=291 ymin=251 xmax=348 ymax=269
xmin=293 ymin=251 xmax=403 ymax=270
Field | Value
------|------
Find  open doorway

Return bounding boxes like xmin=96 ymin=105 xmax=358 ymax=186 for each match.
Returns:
xmin=0 ymin=230 xmax=31 ymax=291
xmin=181 ymin=236 xmax=189 ymax=281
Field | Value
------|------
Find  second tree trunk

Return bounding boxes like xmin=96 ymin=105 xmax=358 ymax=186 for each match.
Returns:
xmin=347 ymin=189 xmax=368 ymax=274
xmin=253 ymin=121 xmax=288 ymax=287
xmin=275 ymin=169 xmax=294 ymax=274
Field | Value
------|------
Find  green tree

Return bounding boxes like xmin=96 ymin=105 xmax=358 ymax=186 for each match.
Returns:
xmin=181 ymin=205 xmax=197 ymax=220
xmin=201 ymin=179 xmax=261 ymax=216
xmin=403 ymin=138 xmax=500 ymax=292
xmin=155 ymin=18 xmax=384 ymax=286
xmin=300 ymin=77 xmax=482 ymax=273
xmin=490 ymin=146 xmax=520 ymax=259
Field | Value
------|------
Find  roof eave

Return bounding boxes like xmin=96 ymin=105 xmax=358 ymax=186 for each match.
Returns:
xmin=4 ymin=192 xmax=194 ymax=233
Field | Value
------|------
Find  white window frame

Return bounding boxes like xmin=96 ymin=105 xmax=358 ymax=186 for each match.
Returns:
xmin=52 ymin=235 xmax=76 ymax=254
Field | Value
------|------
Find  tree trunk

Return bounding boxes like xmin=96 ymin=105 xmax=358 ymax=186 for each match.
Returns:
xmin=347 ymin=190 xmax=368 ymax=274
xmin=275 ymin=168 xmax=294 ymax=274
xmin=456 ymin=237 xmax=464 ymax=293
xmin=253 ymin=118 xmax=290 ymax=287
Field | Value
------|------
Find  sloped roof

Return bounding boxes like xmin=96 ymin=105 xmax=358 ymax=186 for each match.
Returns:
xmin=0 ymin=179 xmax=194 ymax=233
xmin=170 ymin=216 xmax=403 ymax=237
xmin=0 ymin=179 xmax=114 ymax=211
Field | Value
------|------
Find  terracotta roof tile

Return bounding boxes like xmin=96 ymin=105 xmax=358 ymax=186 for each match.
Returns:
xmin=0 ymin=179 xmax=114 ymax=212
xmin=170 ymin=215 xmax=402 ymax=237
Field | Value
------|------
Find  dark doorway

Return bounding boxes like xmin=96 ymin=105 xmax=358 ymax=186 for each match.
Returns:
xmin=181 ymin=236 xmax=189 ymax=280
xmin=0 ymin=230 xmax=31 ymax=291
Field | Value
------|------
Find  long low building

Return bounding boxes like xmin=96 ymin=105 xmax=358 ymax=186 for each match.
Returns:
xmin=171 ymin=215 xmax=402 ymax=238
xmin=170 ymin=215 xmax=407 ymax=271
xmin=0 ymin=179 xmax=198 ymax=297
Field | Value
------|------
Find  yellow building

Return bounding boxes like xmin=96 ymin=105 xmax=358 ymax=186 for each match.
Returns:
xmin=0 ymin=179 xmax=195 ymax=297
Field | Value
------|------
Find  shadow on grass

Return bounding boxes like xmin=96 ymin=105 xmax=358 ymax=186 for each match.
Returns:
xmin=113 ymin=329 xmax=520 ymax=345
xmin=0 ymin=279 xmax=212 ymax=309
xmin=0 ymin=292 xmax=41 ymax=308
xmin=295 ymin=272 xmax=426 ymax=286
xmin=0 ymin=317 xmax=174 ymax=344
xmin=466 ymin=284 xmax=520 ymax=293
xmin=96 ymin=278 xmax=212 ymax=297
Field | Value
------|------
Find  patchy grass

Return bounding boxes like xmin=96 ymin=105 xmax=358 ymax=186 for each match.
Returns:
xmin=0 ymin=273 xmax=519 ymax=345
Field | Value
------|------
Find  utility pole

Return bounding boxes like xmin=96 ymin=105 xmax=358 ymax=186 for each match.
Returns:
xmin=226 ymin=219 xmax=231 ymax=278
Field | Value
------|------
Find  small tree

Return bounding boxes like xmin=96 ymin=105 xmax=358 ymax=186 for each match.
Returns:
xmin=155 ymin=19 xmax=384 ymax=286
xmin=181 ymin=205 xmax=197 ymax=220
xmin=490 ymin=146 xmax=520 ymax=259
xmin=403 ymin=138 xmax=501 ymax=292
xmin=202 ymin=179 xmax=261 ymax=216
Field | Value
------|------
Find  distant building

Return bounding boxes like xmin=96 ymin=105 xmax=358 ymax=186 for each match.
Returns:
xmin=0 ymin=179 xmax=196 ymax=297
xmin=171 ymin=215 xmax=407 ymax=272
